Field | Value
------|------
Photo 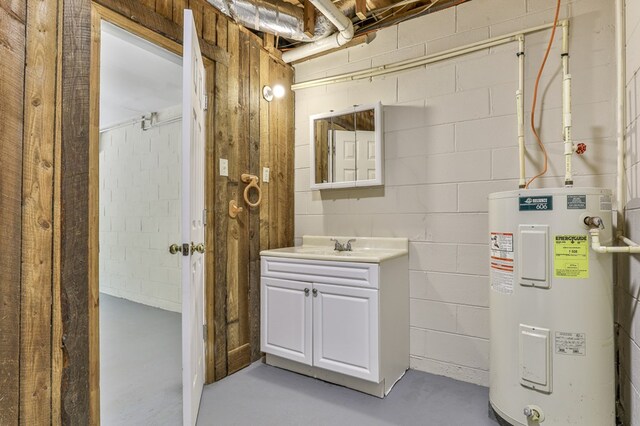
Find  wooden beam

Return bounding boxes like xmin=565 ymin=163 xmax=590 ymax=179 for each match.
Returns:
xmin=20 ymin=0 xmax=59 ymax=422
xmin=88 ymin=7 xmax=102 ymax=424
xmin=248 ymin=39 xmax=261 ymax=362
xmin=204 ymin=58 xmax=217 ymax=384
xmin=303 ymin=0 xmax=316 ymax=38
xmin=59 ymin=0 xmax=91 ymax=423
xmin=284 ymin=65 xmax=295 ymax=246
xmin=213 ymin=15 xmax=229 ymax=381
xmin=52 ymin=0 xmax=65 ymax=422
xmin=258 ymin=49 xmax=271 ymax=253
xmin=268 ymin=59 xmax=279 ymax=248
xmin=0 ymin=4 xmax=25 ymax=424
xmin=355 ymin=0 xmax=367 ymax=21
xmin=237 ymin=30 xmax=251 ymax=361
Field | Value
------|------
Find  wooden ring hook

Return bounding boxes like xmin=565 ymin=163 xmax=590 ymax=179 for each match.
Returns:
xmin=241 ymin=173 xmax=262 ymax=208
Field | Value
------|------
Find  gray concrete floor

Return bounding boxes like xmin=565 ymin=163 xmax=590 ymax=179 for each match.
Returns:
xmin=100 ymin=294 xmax=182 ymax=426
xmin=100 ymin=294 xmax=495 ymax=426
xmin=198 ymin=362 xmax=496 ymax=426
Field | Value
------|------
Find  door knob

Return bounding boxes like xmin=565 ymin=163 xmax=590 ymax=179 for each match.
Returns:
xmin=191 ymin=243 xmax=205 ymax=254
xmin=304 ymin=288 xmax=310 ymax=296
xmin=312 ymin=288 xmax=318 ymax=297
xmin=169 ymin=243 xmax=189 ymax=256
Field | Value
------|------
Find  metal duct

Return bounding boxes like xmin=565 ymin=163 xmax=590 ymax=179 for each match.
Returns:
xmin=281 ymin=0 xmax=354 ymax=62
xmin=206 ymin=0 xmax=354 ymax=42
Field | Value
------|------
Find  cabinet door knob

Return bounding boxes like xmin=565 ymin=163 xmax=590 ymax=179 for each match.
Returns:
xmin=304 ymin=288 xmax=310 ymax=296
xmin=312 ymin=288 xmax=318 ymax=297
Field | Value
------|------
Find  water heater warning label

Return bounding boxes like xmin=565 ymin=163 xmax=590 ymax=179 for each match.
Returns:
xmin=555 ymin=332 xmax=586 ymax=356
xmin=567 ymin=194 xmax=586 ymax=209
xmin=554 ymin=235 xmax=589 ymax=278
xmin=490 ymin=232 xmax=514 ymax=294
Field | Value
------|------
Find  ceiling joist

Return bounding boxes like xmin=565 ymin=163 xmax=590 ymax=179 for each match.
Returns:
xmin=303 ymin=1 xmax=317 ymax=38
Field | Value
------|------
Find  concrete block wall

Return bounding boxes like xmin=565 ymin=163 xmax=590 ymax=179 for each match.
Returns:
xmin=628 ymin=0 xmax=640 ymax=201
xmin=619 ymin=201 xmax=640 ymax=425
xmin=618 ymin=0 xmax=640 ymax=422
xmin=294 ymin=0 xmax=615 ymax=386
xmin=99 ymin=106 xmax=182 ymax=313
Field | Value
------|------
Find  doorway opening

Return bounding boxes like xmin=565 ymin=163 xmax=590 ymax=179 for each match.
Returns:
xmin=98 ymin=20 xmax=184 ymax=424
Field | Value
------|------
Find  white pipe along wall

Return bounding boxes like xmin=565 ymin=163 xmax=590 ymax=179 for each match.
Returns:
xmin=561 ymin=20 xmax=574 ymax=187
xmin=517 ymin=35 xmax=525 ymax=189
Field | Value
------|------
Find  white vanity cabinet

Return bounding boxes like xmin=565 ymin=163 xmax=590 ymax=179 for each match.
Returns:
xmin=261 ymin=277 xmax=313 ymax=366
xmin=260 ymin=252 xmax=408 ymax=397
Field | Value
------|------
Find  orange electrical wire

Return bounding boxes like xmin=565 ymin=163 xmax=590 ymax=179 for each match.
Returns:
xmin=525 ymin=0 xmax=562 ymax=189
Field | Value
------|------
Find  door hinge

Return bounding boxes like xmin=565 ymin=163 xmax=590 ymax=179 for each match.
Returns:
xmin=203 ymin=324 xmax=207 ymax=341
xmin=204 ymin=94 xmax=209 ymax=111
xmin=203 ymin=208 xmax=207 ymax=226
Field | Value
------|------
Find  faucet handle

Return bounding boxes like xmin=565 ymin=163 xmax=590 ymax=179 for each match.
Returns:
xmin=345 ymin=239 xmax=356 ymax=251
xmin=330 ymin=238 xmax=344 ymax=251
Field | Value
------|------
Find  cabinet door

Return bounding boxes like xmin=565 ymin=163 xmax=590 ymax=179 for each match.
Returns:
xmin=313 ymin=283 xmax=379 ymax=382
xmin=261 ymin=278 xmax=313 ymax=365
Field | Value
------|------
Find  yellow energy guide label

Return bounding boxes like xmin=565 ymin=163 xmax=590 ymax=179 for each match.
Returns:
xmin=554 ymin=235 xmax=589 ymax=278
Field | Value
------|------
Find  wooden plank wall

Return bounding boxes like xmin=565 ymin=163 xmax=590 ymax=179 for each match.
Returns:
xmin=59 ymin=0 xmax=92 ymax=422
xmin=0 ymin=1 xmax=26 ymax=424
xmin=210 ymin=14 xmax=295 ymax=380
xmin=0 ymin=0 xmax=294 ymax=422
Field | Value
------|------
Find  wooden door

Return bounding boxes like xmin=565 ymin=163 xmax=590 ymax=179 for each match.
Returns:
xmin=261 ymin=277 xmax=313 ymax=365
xmin=312 ymin=283 xmax=379 ymax=382
xmin=182 ymin=9 xmax=206 ymax=426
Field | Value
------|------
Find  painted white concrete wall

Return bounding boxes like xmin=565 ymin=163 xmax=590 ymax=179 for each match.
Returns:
xmin=294 ymin=0 xmax=616 ymax=386
xmin=99 ymin=106 xmax=182 ymax=313
xmin=618 ymin=0 xmax=640 ymax=423
xmin=627 ymin=0 xmax=640 ymax=202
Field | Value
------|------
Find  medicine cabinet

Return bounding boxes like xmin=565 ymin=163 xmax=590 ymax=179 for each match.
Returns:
xmin=309 ymin=102 xmax=383 ymax=190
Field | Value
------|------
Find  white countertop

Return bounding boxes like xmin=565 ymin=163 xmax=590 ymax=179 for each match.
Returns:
xmin=260 ymin=236 xmax=409 ymax=263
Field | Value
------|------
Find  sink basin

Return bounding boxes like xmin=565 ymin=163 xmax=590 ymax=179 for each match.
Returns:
xmin=260 ymin=236 xmax=408 ymax=263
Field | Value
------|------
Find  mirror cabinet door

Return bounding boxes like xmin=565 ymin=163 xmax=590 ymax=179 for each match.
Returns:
xmin=329 ymin=112 xmax=356 ymax=184
xmin=311 ymin=102 xmax=382 ymax=190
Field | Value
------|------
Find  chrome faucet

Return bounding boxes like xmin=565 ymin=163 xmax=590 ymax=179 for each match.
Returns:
xmin=330 ymin=238 xmax=356 ymax=252
xmin=345 ymin=239 xmax=356 ymax=251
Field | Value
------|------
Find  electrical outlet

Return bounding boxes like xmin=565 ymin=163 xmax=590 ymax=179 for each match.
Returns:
xmin=262 ymin=167 xmax=270 ymax=183
xmin=220 ymin=159 xmax=228 ymax=177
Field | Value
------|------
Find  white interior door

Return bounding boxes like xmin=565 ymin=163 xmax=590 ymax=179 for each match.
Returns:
xmin=356 ymin=130 xmax=376 ymax=181
xmin=182 ymin=9 xmax=206 ymax=426
xmin=333 ymin=130 xmax=357 ymax=183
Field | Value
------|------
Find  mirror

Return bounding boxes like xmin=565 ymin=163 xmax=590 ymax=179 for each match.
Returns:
xmin=310 ymin=102 xmax=383 ymax=190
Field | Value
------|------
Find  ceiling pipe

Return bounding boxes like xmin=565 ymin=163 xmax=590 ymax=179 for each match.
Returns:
xmin=206 ymin=0 xmax=352 ymax=42
xmin=281 ymin=0 xmax=354 ymax=63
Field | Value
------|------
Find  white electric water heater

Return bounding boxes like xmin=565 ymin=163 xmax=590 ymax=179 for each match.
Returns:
xmin=488 ymin=187 xmax=615 ymax=425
